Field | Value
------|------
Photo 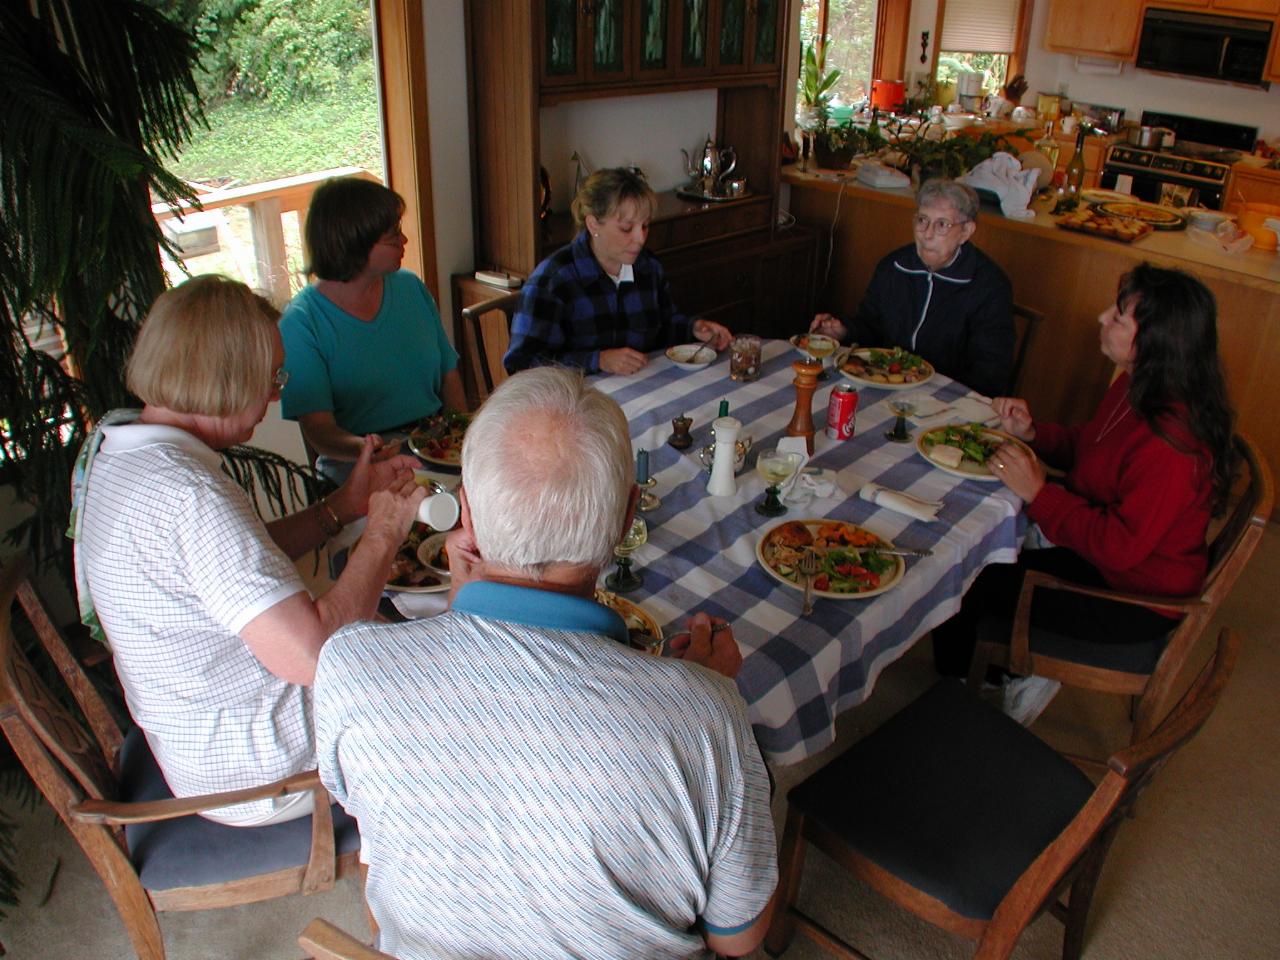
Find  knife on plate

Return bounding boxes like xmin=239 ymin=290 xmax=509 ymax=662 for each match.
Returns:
xmin=876 ymin=546 xmax=933 ymax=558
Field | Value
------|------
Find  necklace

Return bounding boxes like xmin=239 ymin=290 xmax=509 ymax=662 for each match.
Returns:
xmin=1094 ymin=395 xmax=1131 ymax=444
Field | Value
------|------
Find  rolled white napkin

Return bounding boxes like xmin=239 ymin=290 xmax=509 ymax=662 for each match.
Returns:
xmin=859 ymin=482 xmax=942 ymax=522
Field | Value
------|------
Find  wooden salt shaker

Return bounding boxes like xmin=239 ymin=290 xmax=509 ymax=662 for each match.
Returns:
xmin=785 ymin=358 xmax=823 ymax=455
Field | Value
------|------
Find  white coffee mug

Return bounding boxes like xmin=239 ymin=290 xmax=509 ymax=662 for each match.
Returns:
xmin=417 ymin=492 xmax=460 ymax=531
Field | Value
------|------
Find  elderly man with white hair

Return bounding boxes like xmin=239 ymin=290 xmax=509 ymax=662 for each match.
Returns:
xmin=313 ymin=367 xmax=777 ymax=960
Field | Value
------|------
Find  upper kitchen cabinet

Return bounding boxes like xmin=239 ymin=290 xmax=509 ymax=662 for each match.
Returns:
xmin=539 ymin=0 xmax=631 ymax=88
xmin=1043 ymin=0 xmax=1144 ymax=58
xmin=711 ymin=0 xmax=784 ymax=74
xmin=537 ymin=0 xmax=785 ymax=101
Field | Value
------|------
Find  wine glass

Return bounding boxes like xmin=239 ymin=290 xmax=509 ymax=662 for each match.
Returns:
xmin=885 ymin=398 xmax=917 ymax=443
xmin=803 ymin=333 xmax=838 ymax=381
xmin=754 ymin=448 xmax=804 ymax=517
xmin=605 ymin=516 xmax=648 ymax=592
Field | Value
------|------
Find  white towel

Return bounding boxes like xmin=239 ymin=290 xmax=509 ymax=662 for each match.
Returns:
xmin=959 ymin=152 xmax=1039 ymax=221
xmin=859 ymin=482 xmax=942 ymax=522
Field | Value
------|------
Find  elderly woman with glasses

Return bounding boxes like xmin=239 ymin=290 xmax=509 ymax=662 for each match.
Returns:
xmin=280 ymin=176 xmax=467 ymax=484
xmin=810 ymin=178 xmax=1014 ymax=397
xmin=504 ymin=167 xmax=732 ymax=376
xmin=74 ymin=275 xmax=426 ymax=826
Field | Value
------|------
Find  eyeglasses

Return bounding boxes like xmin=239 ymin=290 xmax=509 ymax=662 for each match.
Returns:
xmin=271 ymin=367 xmax=289 ymax=391
xmin=912 ymin=215 xmax=969 ymax=235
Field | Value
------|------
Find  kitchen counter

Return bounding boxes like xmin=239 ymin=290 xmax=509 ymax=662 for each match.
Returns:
xmin=783 ymin=166 xmax=1280 ymax=504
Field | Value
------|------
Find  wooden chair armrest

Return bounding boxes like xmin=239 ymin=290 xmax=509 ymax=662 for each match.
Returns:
xmin=1019 ymin=570 xmax=1203 ymax=615
xmin=70 ymin=769 xmax=324 ymax=825
xmin=1008 ymin=570 xmax=1204 ymax=675
xmin=299 ymin=918 xmax=392 ymax=960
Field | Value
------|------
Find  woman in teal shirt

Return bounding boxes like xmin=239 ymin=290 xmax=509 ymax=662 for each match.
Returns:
xmin=281 ymin=176 xmax=467 ymax=483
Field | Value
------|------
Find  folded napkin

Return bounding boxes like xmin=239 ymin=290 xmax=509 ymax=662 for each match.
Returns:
xmin=776 ymin=436 xmax=812 ymax=499
xmin=908 ymin=391 xmax=1001 ymax=431
xmin=389 ymin=588 xmax=450 ymax=620
xmin=859 ymin=482 xmax=942 ymax=523
xmin=952 ymin=393 xmax=1001 ymax=425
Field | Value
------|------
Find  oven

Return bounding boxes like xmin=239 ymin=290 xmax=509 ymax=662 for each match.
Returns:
xmin=1099 ymin=146 xmax=1228 ymax=209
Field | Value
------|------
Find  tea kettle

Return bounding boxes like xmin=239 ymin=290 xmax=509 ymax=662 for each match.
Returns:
xmin=681 ymin=135 xmax=737 ymax=195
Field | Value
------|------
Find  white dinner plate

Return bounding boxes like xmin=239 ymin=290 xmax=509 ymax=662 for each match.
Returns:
xmin=916 ymin=425 xmax=1031 ymax=482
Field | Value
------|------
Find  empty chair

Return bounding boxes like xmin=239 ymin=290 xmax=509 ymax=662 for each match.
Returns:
xmin=1009 ymin=303 xmax=1043 ymax=394
xmin=765 ymin=627 xmax=1240 ymax=960
xmin=967 ymin=433 xmax=1272 ymax=751
xmin=0 ymin=558 xmax=362 ymax=960
xmin=461 ymin=290 xmax=520 ymax=399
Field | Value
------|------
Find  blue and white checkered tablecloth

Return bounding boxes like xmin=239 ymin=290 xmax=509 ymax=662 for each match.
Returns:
xmin=591 ymin=339 xmax=1026 ymax=765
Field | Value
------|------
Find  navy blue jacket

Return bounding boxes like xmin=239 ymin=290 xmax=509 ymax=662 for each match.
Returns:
xmin=847 ymin=242 xmax=1014 ymax=397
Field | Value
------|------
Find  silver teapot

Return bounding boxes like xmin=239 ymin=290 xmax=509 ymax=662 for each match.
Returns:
xmin=681 ymin=135 xmax=737 ymax=196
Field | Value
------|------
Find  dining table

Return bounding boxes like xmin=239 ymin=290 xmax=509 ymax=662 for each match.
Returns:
xmin=588 ymin=338 xmax=1027 ymax=765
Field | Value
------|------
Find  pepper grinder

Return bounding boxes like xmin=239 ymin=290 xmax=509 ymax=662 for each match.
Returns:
xmin=706 ymin=416 xmax=741 ymax=497
xmin=668 ymin=415 xmax=693 ymax=450
xmin=785 ymin=358 xmax=822 ymax=455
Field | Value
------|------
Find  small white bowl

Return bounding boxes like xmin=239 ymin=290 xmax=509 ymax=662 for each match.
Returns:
xmin=666 ymin=343 xmax=716 ymax=370
xmin=416 ymin=532 xmax=452 ymax=578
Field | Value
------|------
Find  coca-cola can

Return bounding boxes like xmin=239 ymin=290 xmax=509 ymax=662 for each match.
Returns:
xmin=826 ymin=385 xmax=858 ymax=441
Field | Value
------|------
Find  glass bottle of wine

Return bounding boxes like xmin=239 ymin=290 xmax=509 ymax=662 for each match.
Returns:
xmin=1065 ymin=127 xmax=1087 ymax=196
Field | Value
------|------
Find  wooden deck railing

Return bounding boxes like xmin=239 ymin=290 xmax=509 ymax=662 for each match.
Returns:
xmin=151 ymin=166 xmax=379 ymax=306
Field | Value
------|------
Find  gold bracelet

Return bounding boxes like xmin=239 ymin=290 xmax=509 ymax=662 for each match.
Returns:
xmin=317 ymin=497 xmax=344 ymax=538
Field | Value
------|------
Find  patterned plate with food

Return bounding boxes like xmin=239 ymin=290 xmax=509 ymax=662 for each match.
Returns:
xmin=381 ymin=523 xmax=449 ymax=593
xmin=916 ymin=423 xmax=1031 ymax=481
xmin=836 ymin=347 xmax=934 ymax=390
xmin=408 ymin=411 xmax=470 ymax=469
xmin=595 ymin=589 xmax=664 ymax=655
xmin=757 ymin=519 xmax=906 ymax=600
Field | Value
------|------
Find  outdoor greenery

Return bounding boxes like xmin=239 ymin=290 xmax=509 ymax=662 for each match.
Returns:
xmin=798 ymin=0 xmax=876 ymax=112
xmin=936 ymin=52 xmax=1010 ymax=96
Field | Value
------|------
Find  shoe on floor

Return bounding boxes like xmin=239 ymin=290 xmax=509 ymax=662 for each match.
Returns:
xmin=1002 ymin=675 xmax=1061 ymax=726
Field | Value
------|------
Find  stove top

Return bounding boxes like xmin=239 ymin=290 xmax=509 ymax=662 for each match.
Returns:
xmin=1104 ymin=144 xmax=1234 ymax=185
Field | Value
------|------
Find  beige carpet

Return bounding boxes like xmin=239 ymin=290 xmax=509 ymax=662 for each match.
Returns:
xmin=3 ymin=525 xmax=1278 ymax=959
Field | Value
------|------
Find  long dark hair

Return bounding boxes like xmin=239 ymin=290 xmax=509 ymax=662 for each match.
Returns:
xmin=1122 ymin=263 xmax=1235 ymax=509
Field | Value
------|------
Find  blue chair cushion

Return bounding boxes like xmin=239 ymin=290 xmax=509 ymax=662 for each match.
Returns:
xmin=788 ymin=681 xmax=1094 ymax=921
xmin=118 ymin=728 xmax=360 ymax=892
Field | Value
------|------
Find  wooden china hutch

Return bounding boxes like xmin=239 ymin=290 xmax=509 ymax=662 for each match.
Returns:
xmin=459 ymin=0 xmax=815 ymax=396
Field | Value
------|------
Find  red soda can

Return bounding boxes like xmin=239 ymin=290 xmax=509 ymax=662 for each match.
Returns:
xmin=826 ymin=384 xmax=858 ymax=441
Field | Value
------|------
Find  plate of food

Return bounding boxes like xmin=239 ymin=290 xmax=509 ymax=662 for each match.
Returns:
xmin=595 ymin=589 xmax=665 ymax=655
xmin=665 ymin=343 xmax=716 ymax=370
xmin=757 ymin=519 xmax=905 ymax=600
xmin=916 ymin=423 xmax=1031 ymax=481
xmin=1055 ymin=209 xmax=1152 ymax=243
xmin=1092 ymin=200 xmax=1186 ymax=230
xmin=408 ymin=411 xmax=470 ymax=469
xmin=836 ymin=347 xmax=934 ymax=390
xmin=381 ymin=523 xmax=449 ymax=593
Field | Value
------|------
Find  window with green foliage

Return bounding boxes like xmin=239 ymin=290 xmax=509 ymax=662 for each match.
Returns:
xmin=934 ymin=0 xmax=1023 ymax=96
xmin=798 ymin=0 xmax=880 ymax=115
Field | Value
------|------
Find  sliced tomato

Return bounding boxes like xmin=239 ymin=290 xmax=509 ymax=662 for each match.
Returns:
xmin=888 ymin=362 xmax=901 ymax=373
xmin=813 ymin=574 xmax=830 ymax=591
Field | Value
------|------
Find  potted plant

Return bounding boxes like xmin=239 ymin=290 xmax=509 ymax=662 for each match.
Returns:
xmin=797 ymin=37 xmax=841 ymax=168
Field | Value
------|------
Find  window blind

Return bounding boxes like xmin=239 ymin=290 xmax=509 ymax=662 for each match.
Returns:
xmin=940 ymin=0 xmax=1019 ymax=52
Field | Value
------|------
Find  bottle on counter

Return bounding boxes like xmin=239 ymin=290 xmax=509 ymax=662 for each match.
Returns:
xmin=1065 ymin=126 xmax=1087 ymax=196
xmin=1034 ymin=122 xmax=1060 ymax=170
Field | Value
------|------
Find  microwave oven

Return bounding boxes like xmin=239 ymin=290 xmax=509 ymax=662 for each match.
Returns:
xmin=1136 ymin=9 xmax=1272 ymax=86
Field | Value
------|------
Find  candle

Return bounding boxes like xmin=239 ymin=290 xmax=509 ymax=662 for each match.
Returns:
xmin=636 ymin=449 xmax=650 ymax=484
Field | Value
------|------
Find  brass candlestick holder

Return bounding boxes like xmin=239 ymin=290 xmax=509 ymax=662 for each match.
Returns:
xmin=637 ymin=477 xmax=661 ymax=512
xmin=785 ymin=358 xmax=822 ymax=455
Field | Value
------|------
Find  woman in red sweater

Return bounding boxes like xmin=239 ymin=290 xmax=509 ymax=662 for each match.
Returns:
xmin=932 ymin=263 xmax=1235 ymax=723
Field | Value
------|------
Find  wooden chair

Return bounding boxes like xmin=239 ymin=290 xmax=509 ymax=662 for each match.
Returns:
xmin=1009 ymin=303 xmax=1043 ymax=395
xmin=460 ymin=290 xmax=520 ymax=399
xmin=0 ymin=558 xmax=363 ymax=960
xmin=765 ymin=628 xmax=1240 ymax=960
xmin=967 ymin=433 xmax=1272 ymax=749
xmin=299 ymin=919 xmax=396 ymax=960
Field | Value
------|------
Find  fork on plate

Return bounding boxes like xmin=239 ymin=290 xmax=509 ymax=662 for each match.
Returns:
xmin=799 ymin=549 xmax=820 ymax=616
